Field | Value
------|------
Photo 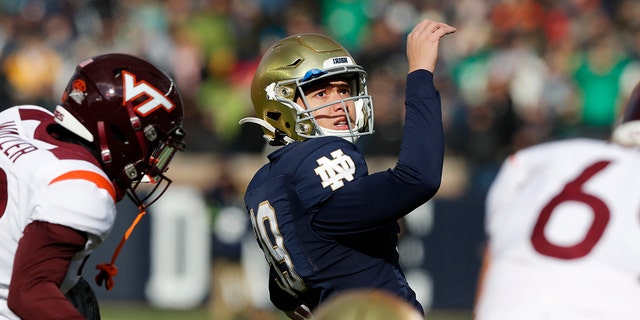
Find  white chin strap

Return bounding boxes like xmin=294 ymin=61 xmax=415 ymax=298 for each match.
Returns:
xmin=318 ymin=127 xmax=359 ymax=143
xmin=354 ymin=98 xmax=366 ymax=130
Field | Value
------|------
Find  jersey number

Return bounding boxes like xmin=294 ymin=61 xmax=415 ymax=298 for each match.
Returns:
xmin=530 ymin=160 xmax=611 ymax=259
xmin=249 ymin=201 xmax=307 ymax=296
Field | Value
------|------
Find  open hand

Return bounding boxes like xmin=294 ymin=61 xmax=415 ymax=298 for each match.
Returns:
xmin=407 ymin=19 xmax=456 ymax=73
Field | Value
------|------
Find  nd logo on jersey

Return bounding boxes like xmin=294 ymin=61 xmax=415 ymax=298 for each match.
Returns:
xmin=314 ymin=149 xmax=355 ymax=191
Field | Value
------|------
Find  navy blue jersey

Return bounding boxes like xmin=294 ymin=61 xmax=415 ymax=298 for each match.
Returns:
xmin=244 ymin=70 xmax=443 ymax=315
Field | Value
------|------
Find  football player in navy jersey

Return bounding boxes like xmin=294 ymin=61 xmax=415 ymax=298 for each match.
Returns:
xmin=240 ymin=19 xmax=455 ymax=320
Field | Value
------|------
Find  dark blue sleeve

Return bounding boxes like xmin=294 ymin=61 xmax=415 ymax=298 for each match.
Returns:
xmin=313 ymin=70 xmax=444 ymax=235
xmin=268 ymin=269 xmax=302 ymax=312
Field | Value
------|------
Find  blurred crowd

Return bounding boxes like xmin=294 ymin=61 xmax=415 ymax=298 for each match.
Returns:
xmin=3 ymin=0 xmax=640 ymax=317
xmin=2 ymin=0 xmax=640 ymax=187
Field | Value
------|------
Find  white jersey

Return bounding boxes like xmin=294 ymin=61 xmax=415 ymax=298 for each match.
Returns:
xmin=475 ymin=138 xmax=640 ymax=320
xmin=0 ymin=105 xmax=117 ymax=319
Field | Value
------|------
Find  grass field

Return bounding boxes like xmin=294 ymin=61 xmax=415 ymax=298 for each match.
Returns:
xmin=100 ymin=301 xmax=472 ymax=320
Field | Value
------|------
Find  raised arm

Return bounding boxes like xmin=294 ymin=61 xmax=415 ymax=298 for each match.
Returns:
xmin=407 ymin=19 xmax=456 ymax=73
xmin=314 ymin=19 xmax=456 ymax=232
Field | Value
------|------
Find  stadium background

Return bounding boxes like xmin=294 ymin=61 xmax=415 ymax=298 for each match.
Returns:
xmin=1 ymin=0 xmax=639 ymax=319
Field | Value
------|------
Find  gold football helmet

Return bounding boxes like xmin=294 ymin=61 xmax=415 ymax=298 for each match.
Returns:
xmin=241 ymin=33 xmax=374 ymax=145
xmin=314 ymin=290 xmax=424 ymax=320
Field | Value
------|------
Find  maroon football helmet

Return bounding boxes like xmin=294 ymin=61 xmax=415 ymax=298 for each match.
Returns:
xmin=612 ymin=82 xmax=640 ymax=146
xmin=54 ymin=53 xmax=186 ymax=206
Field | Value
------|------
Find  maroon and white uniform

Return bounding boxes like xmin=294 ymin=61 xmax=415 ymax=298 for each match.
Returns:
xmin=0 ymin=53 xmax=186 ymax=320
xmin=475 ymin=138 xmax=640 ymax=320
xmin=0 ymin=105 xmax=116 ymax=319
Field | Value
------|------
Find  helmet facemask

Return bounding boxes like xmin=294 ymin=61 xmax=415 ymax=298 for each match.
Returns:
xmin=125 ymin=126 xmax=186 ymax=208
xmin=272 ymin=66 xmax=374 ymax=144
xmin=243 ymin=33 xmax=375 ymax=146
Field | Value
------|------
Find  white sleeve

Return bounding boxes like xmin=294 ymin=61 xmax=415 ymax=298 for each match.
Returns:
xmin=485 ymin=146 xmax=546 ymax=238
xmin=486 ymin=155 xmax=523 ymax=236
xmin=31 ymin=175 xmax=117 ymax=244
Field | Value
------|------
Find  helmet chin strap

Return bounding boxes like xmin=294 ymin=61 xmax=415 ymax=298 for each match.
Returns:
xmin=97 ymin=121 xmax=112 ymax=163
xmin=317 ymin=126 xmax=360 ymax=144
xmin=125 ymin=102 xmax=147 ymax=152
xmin=95 ymin=206 xmax=147 ymax=291
xmin=239 ymin=117 xmax=296 ymax=144
xmin=354 ymin=98 xmax=366 ymax=130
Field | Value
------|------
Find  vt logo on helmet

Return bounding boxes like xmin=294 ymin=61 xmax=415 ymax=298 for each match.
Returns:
xmin=54 ymin=53 xmax=186 ymax=207
xmin=122 ymin=70 xmax=175 ymax=116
